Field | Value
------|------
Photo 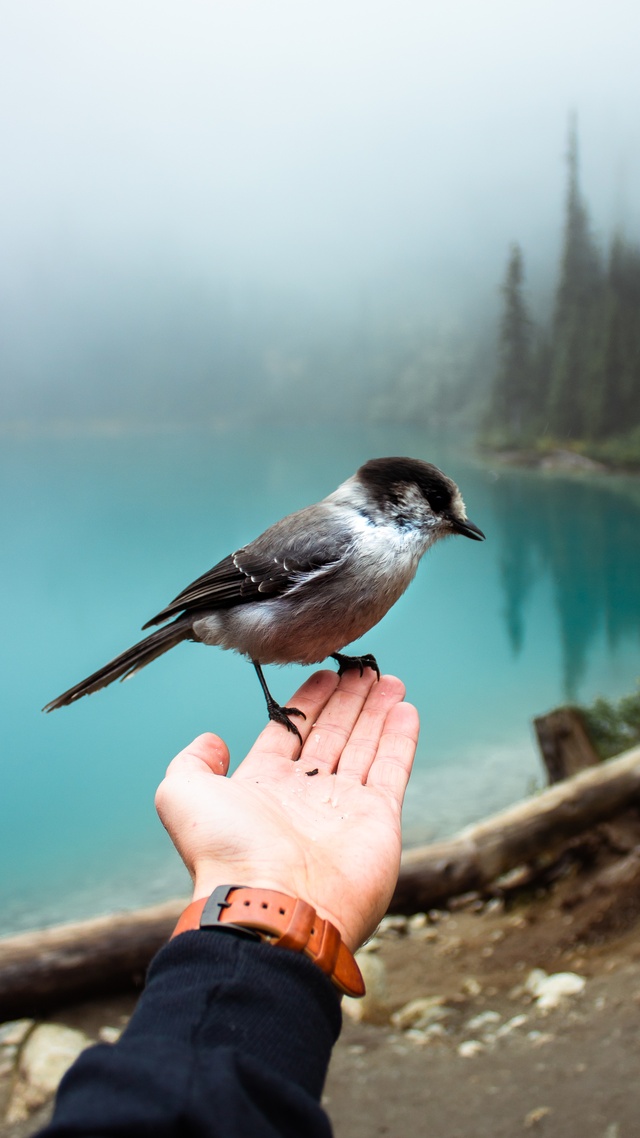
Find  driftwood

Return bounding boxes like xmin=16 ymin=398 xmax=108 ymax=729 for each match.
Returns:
xmin=2 ymin=744 xmax=640 ymax=1019
xmin=533 ymin=706 xmax=601 ymax=784
xmin=389 ymin=743 xmax=640 ymax=914
xmin=0 ymin=899 xmax=184 ymax=1020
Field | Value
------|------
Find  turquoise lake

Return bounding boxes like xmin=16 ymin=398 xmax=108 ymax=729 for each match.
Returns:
xmin=2 ymin=423 xmax=640 ymax=934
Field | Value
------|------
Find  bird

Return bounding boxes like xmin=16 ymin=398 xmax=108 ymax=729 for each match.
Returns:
xmin=44 ymin=456 xmax=485 ymax=742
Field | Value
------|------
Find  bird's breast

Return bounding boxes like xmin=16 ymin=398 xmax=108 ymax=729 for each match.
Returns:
xmin=194 ymin=520 xmax=427 ymax=666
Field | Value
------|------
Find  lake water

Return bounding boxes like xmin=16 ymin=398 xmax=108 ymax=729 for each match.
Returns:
xmin=2 ymin=423 xmax=640 ymax=934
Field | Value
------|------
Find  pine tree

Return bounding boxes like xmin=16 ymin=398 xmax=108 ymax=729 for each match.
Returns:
xmin=547 ymin=116 xmax=604 ymax=439
xmin=592 ymin=236 xmax=640 ymax=438
xmin=489 ymin=243 xmax=534 ymax=440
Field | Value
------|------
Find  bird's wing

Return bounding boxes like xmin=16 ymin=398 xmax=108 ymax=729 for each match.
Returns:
xmin=142 ymin=506 xmax=353 ymax=628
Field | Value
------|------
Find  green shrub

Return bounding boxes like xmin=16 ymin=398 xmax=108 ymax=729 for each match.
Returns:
xmin=581 ymin=681 xmax=640 ymax=759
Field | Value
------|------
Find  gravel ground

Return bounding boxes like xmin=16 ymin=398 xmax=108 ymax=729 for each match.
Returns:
xmin=3 ymin=820 xmax=640 ymax=1138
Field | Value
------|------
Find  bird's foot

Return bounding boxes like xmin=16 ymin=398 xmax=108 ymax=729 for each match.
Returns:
xmin=331 ymin=652 xmax=381 ymax=681
xmin=266 ymin=699 xmax=306 ymax=746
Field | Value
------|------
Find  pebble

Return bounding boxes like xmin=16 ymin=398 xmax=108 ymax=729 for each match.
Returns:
xmin=524 ymin=1105 xmax=552 ymax=1127
xmin=405 ymin=1024 xmax=448 ymax=1046
xmin=460 ymin=976 xmax=482 ymax=997
xmin=495 ymin=1014 xmax=528 ymax=1038
xmin=376 ymin=915 xmax=408 ymax=937
xmin=465 ymin=1010 xmax=501 ymax=1032
xmin=390 ymin=996 xmax=451 ymax=1031
xmin=98 ymin=1026 xmax=123 ymax=1044
xmin=6 ymin=1023 xmax=92 ymax=1123
xmin=527 ymin=1031 xmax=556 ymax=1047
xmin=407 ymin=912 xmax=428 ymax=932
xmin=343 ymin=951 xmax=389 ymax=1024
xmin=0 ymin=1019 xmax=34 ymax=1046
xmin=415 ymin=926 xmax=439 ymax=943
xmin=0 ymin=1046 xmax=18 ymax=1078
xmin=358 ymin=936 xmax=383 ymax=954
xmin=484 ymin=897 xmax=505 ymax=915
xmin=458 ymin=1039 xmax=485 ymax=1058
xmin=449 ymin=891 xmax=482 ymax=912
xmin=525 ymin=969 xmax=586 ymax=1010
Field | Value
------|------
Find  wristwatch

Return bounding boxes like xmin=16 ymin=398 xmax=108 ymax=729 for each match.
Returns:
xmin=171 ymin=884 xmax=365 ymax=998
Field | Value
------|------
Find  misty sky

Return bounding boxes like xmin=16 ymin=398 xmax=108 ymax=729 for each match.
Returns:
xmin=2 ymin=1 xmax=640 ymax=417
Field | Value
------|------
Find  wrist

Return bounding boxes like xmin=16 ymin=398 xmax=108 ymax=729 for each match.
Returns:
xmin=192 ymin=870 xmax=355 ymax=950
xmin=175 ymin=884 xmax=365 ymax=998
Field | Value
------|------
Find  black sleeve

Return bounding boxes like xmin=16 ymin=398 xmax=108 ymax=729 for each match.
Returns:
xmin=38 ymin=929 xmax=342 ymax=1137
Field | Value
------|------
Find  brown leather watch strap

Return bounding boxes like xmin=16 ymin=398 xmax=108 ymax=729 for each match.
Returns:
xmin=171 ymin=885 xmax=365 ymax=998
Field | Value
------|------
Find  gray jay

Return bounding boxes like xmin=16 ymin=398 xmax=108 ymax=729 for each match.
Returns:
xmin=44 ymin=456 xmax=484 ymax=741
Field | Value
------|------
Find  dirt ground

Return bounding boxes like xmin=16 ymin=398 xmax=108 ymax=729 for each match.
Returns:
xmin=3 ymin=817 xmax=640 ymax=1138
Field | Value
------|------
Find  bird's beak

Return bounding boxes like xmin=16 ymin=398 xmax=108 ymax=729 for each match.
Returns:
xmin=448 ymin=516 xmax=485 ymax=541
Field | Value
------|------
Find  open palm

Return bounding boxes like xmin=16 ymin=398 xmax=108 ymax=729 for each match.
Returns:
xmin=155 ymin=668 xmax=419 ymax=951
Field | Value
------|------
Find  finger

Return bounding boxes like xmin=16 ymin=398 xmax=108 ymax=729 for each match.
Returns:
xmin=332 ymin=674 xmax=407 ymax=783
xmin=364 ymin=702 xmax=420 ymax=804
xmin=163 ymin=733 xmax=231 ymax=780
xmin=238 ymin=669 xmax=340 ymax=773
xmin=298 ymin=668 xmax=379 ymax=773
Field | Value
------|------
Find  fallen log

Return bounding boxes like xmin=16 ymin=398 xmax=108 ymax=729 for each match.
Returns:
xmin=2 ymin=744 xmax=640 ymax=1019
xmin=0 ymin=899 xmax=184 ymax=1020
xmin=390 ymin=743 xmax=640 ymax=914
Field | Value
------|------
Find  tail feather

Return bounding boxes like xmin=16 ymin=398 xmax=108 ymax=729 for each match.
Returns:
xmin=43 ymin=619 xmax=190 ymax=712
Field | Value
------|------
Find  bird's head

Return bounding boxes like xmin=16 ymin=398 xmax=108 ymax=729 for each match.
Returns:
xmin=351 ymin=456 xmax=485 ymax=542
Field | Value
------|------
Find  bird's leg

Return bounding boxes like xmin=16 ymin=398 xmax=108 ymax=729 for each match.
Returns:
xmin=331 ymin=652 xmax=381 ymax=681
xmin=252 ymin=661 xmax=306 ymax=748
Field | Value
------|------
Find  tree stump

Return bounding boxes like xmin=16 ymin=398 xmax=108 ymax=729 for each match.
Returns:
xmin=533 ymin=706 xmax=601 ymax=784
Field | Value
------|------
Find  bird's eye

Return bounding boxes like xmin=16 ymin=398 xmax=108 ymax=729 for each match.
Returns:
xmin=429 ymin=493 xmax=448 ymax=512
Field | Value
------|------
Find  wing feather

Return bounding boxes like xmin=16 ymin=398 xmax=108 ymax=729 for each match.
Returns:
xmin=142 ymin=505 xmax=354 ymax=629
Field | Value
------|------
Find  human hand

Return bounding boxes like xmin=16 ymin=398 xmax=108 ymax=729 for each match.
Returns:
xmin=155 ymin=669 xmax=419 ymax=952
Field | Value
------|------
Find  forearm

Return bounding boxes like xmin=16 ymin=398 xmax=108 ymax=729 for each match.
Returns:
xmin=39 ymin=932 xmax=341 ymax=1137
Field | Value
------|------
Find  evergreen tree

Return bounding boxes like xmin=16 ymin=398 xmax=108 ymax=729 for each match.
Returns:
xmin=592 ymin=236 xmax=640 ymax=438
xmin=547 ymin=116 xmax=604 ymax=438
xmin=488 ymin=243 xmax=534 ymax=440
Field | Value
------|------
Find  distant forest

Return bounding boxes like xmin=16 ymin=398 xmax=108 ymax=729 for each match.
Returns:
xmin=484 ymin=119 xmax=640 ymax=465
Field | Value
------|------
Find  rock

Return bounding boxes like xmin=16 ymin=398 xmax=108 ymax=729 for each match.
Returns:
xmin=6 ymin=1023 xmax=92 ymax=1123
xmin=342 ymin=951 xmax=389 ymax=1024
xmin=390 ymin=996 xmax=452 ymax=1031
xmin=465 ymin=1010 xmax=501 ymax=1033
xmin=448 ymin=891 xmax=482 ymax=912
xmin=376 ymin=915 xmax=408 ymax=937
xmin=458 ymin=1039 xmax=484 ymax=1058
xmin=524 ymin=968 xmax=547 ymax=992
xmin=483 ymin=897 xmax=505 ymax=915
xmin=527 ymin=1031 xmax=556 ymax=1047
xmin=524 ymin=1105 xmax=552 ymax=1127
xmin=415 ymin=926 xmax=439 ymax=943
xmin=436 ymin=934 xmax=463 ymax=956
xmin=525 ymin=969 xmax=586 ymax=1010
xmin=0 ymin=1045 xmax=18 ymax=1078
xmin=495 ymin=1014 xmax=528 ymax=1038
xmin=358 ymin=936 xmax=383 ymax=954
xmin=0 ymin=1019 xmax=34 ymax=1046
xmin=405 ymin=1024 xmax=448 ymax=1046
xmin=539 ymin=449 xmax=605 ymax=472
xmin=407 ymin=912 xmax=428 ymax=932
xmin=98 ymin=1025 xmax=123 ymax=1044
xmin=460 ymin=976 xmax=482 ymax=997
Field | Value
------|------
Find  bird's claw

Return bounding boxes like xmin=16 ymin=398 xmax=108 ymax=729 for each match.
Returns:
xmin=267 ymin=702 xmax=306 ymax=747
xmin=331 ymin=652 xmax=381 ymax=681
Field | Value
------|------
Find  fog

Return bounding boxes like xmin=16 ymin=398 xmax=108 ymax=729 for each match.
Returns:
xmin=2 ymin=0 xmax=640 ymax=424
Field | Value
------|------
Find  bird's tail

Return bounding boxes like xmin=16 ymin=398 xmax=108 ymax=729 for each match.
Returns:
xmin=43 ymin=618 xmax=191 ymax=712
